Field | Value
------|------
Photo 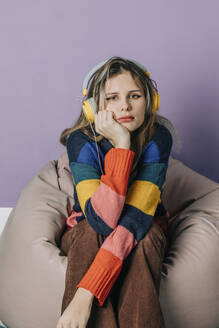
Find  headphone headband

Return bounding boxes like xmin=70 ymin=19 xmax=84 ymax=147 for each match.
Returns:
xmin=82 ymin=57 xmax=151 ymax=97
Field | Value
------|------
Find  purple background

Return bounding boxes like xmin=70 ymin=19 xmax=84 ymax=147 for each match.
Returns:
xmin=0 ymin=0 xmax=218 ymax=207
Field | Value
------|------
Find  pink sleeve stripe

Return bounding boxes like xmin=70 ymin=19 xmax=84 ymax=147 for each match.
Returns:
xmin=101 ymin=225 xmax=138 ymax=259
xmin=90 ymin=181 xmax=126 ymax=229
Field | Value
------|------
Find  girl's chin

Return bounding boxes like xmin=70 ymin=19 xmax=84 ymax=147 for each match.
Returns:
xmin=119 ymin=121 xmax=143 ymax=134
xmin=119 ymin=121 xmax=136 ymax=129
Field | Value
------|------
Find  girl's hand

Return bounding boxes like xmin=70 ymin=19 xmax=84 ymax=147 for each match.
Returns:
xmin=56 ymin=287 xmax=94 ymax=328
xmin=94 ymin=110 xmax=130 ymax=146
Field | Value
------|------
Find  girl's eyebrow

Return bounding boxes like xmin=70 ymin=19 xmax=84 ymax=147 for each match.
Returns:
xmin=105 ymin=89 xmax=142 ymax=95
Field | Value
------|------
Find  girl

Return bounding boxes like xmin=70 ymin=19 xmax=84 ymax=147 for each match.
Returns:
xmin=57 ymin=56 xmax=180 ymax=328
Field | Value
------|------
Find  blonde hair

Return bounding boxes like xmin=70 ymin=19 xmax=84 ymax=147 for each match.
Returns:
xmin=60 ymin=56 xmax=181 ymax=187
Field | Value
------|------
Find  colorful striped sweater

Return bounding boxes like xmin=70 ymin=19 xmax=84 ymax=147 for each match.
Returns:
xmin=66 ymin=122 xmax=173 ymax=307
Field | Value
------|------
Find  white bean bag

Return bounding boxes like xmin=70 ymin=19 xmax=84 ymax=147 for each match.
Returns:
xmin=0 ymin=152 xmax=218 ymax=328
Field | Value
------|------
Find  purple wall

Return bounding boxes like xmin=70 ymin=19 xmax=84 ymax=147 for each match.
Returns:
xmin=0 ymin=0 xmax=218 ymax=207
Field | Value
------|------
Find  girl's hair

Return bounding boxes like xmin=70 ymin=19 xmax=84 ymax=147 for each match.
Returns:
xmin=60 ymin=56 xmax=181 ymax=187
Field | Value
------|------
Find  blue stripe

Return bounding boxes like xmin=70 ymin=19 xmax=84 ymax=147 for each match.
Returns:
xmin=141 ymin=140 xmax=160 ymax=163
xmin=118 ymin=204 xmax=153 ymax=242
xmin=67 ymin=131 xmax=104 ymax=170
xmin=84 ymin=199 xmax=114 ymax=236
xmin=77 ymin=142 xmax=104 ymax=171
xmin=140 ymin=124 xmax=173 ymax=164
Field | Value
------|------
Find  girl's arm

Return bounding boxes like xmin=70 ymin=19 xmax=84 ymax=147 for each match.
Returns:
xmin=75 ymin=124 xmax=173 ymax=307
xmin=67 ymin=129 xmax=135 ymax=235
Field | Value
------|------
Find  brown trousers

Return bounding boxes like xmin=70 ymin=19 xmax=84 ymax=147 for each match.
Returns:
xmin=60 ymin=219 xmax=168 ymax=328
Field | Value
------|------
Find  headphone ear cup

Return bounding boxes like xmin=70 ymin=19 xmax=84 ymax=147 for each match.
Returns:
xmin=152 ymin=90 xmax=160 ymax=113
xmin=82 ymin=97 xmax=97 ymax=123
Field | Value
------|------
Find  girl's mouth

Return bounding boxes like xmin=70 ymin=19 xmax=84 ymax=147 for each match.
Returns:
xmin=117 ymin=117 xmax=134 ymax=122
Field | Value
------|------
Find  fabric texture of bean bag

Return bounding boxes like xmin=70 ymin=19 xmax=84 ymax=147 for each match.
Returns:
xmin=0 ymin=152 xmax=218 ymax=328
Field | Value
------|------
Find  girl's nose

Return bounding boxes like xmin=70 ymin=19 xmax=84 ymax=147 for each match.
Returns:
xmin=120 ymin=97 xmax=131 ymax=110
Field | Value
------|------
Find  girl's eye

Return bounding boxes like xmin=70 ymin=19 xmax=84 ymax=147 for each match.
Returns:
xmin=105 ymin=94 xmax=141 ymax=101
xmin=105 ymin=96 xmax=117 ymax=101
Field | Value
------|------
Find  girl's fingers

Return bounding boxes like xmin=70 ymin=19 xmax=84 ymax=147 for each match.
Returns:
xmin=101 ymin=110 xmax=113 ymax=123
xmin=94 ymin=110 xmax=116 ymax=137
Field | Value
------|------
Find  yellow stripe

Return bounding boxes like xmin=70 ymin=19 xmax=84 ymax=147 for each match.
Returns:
xmin=125 ymin=180 xmax=160 ymax=215
xmin=76 ymin=179 xmax=100 ymax=213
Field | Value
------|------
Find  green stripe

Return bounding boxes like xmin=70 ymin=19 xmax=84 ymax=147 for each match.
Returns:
xmin=136 ymin=162 xmax=168 ymax=190
xmin=70 ymin=162 xmax=100 ymax=185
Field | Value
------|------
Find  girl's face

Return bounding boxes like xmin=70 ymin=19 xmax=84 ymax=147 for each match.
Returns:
xmin=102 ymin=70 xmax=147 ymax=132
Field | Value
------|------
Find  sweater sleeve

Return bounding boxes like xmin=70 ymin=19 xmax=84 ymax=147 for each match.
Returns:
xmin=76 ymin=124 xmax=173 ymax=306
xmin=66 ymin=129 xmax=135 ymax=235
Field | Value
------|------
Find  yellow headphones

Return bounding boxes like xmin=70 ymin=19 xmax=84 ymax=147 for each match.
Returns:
xmin=82 ymin=58 xmax=160 ymax=123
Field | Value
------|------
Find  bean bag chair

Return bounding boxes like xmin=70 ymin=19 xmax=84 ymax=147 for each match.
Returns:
xmin=0 ymin=152 xmax=218 ymax=328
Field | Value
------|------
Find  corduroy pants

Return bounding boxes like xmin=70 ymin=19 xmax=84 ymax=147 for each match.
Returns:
xmin=60 ymin=218 xmax=168 ymax=328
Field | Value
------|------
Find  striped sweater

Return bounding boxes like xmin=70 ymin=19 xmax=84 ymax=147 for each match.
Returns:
xmin=66 ymin=122 xmax=173 ymax=307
